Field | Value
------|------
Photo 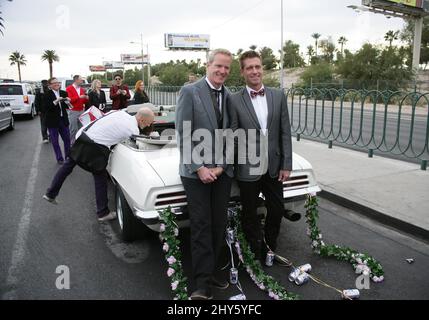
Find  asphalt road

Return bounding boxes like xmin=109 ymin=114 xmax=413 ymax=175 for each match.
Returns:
xmin=1 ymin=117 xmax=428 ymax=300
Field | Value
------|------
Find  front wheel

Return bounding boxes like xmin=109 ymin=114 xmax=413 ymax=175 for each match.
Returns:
xmin=7 ymin=114 xmax=14 ymax=130
xmin=27 ymin=105 xmax=35 ymax=120
xmin=115 ymin=185 xmax=148 ymax=242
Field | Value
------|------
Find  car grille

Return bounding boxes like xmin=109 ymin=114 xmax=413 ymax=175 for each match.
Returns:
xmin=283 ymin=174 xmax=309 ymax=191
xmin=155 ymin=191 xmax=187 ymax=208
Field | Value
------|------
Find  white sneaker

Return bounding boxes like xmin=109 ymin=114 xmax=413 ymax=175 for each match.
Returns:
xmin=42 ymin=194 xmax=58 ymax=205
xmin=98 ymin=211 xmax=117 ymax=222
xmin=42 ymin=139 xmax=49 ymax=144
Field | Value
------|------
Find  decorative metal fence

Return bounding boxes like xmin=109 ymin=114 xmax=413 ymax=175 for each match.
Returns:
xmin=287 ymin=88 xmax=429 ymax=170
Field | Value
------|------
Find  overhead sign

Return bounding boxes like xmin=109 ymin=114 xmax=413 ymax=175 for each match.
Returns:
xmin=164 ymin=33 xmax=210 ymax=50
xmin=362 ymin=0 xmax=428 ymax=15
xmin=120 ymin=54 xmax=150 ymax=64
xmin=89 ymin=65 xmax=106 ymax=72
xmin=102 ymin=61 xmax=124 ymax=69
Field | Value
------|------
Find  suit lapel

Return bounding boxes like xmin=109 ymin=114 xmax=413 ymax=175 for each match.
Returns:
xmin=196 ymin=79 xmax=218 ymax=129
xmin=266 ymin=88 xmax=274 ymax=130
xmin=241 ymin=89 xmax=261 ymax=129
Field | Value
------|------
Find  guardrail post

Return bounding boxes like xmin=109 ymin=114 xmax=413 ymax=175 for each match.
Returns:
xmin=368 ymin=149 xmax=374 ymax=158
xmin=296 ymin=134 xmax=300 ymax=141
xmin=328 ymin=140 xmax=333 ymax=149
xmin=421 ymin=160 xmax=428 ymax=171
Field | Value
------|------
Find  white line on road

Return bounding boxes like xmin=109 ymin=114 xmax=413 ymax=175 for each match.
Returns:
xmin=2 ymin=142 xmax=42 ymax=300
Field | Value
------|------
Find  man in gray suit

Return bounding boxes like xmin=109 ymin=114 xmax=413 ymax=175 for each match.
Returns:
xmin=176 ymin=49 xmax=233 ymax=300
xmin=229 ymin=50 xmax=292 ymax=264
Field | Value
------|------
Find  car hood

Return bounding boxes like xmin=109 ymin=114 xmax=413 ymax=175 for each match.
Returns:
xmin=145 ymin=147 xmax=311 ymax=186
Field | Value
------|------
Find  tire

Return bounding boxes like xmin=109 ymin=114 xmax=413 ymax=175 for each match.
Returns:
xmin=7 ymin=114 xmax=14 ymax=131
xmin=27 ymin=105 xmax=35 ymax=120
xmin=115 ymin=185 xmax=148 ymax=242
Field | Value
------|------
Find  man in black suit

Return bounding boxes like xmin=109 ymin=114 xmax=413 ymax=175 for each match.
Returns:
xmin=44 ymin=77 xmax=71 ymax=164
xmin=229 ymin=51 xmax=292 ymax=264
xmin=176 ymin=49 xmax=234 ymax=300
xmin=35 ymin=79 xmax=49 ymax=143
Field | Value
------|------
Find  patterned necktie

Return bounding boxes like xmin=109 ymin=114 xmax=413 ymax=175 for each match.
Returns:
xmin=250 ymin=88 xmax=265 ymax=99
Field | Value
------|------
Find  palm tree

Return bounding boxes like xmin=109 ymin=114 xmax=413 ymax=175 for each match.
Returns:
xmin=0 ymin=0 xmax=13 ymax=36
xmin=312 ymin=33 xmax=321 ymax=56
xmin=41 ymin=50 xmax=60 ymax=78
xmin=338 ymin=36 xmax=348 ymax=55
xmin=384 ymin=30 xmax=399 ymax=47
xmin=306 ymin=45 xmax=315 ymax=64
xmin=9 ymin=51 xmax=26 ymax=82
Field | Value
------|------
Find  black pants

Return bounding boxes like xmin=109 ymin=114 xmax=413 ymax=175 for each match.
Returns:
xmin=40 ymin=113 xmax=48 ymax=140
xmin=181 ymin=173 xmax=232 ymax=291
xmin=238 ymin=173 xmax=284 ymax=260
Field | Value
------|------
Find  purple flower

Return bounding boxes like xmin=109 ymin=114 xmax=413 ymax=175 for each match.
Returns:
xmin=160 ymin=224 xmax=166 ymax=232
xmin=167 ymin=256 xmax=177 ymax=265
xmin=167 ymin=267 xmax=175 ymax=277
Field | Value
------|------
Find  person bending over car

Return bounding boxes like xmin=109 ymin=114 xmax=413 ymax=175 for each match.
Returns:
xmin=43 ymin=107 xmax=155 ymax=222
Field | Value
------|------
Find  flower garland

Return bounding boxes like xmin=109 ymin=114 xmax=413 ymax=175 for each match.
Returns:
xmin=305 ymin=195 xmax=384 ymax=282
xmin=159 ymin=208 xmax=188 ymax=300
xmin=231 ymin=210 xmax=299 ymax=300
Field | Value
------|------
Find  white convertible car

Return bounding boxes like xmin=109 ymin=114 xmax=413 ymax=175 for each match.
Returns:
xmin=107 ymin=105 xmax=321 ymax=241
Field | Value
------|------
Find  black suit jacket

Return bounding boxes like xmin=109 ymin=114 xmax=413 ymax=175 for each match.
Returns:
xmin=44 ymin=90 xmax=70 ymax=128
xmin=88 ymin=90 xmax=106 ymax=109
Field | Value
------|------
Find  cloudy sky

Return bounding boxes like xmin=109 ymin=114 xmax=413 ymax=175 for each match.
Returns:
xmin=0 ymin=0 xmax=405 ymax=81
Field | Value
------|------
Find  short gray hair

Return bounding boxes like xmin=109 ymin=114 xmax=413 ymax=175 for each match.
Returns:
xmin=207 ymin=48 xmax=232 ymax=64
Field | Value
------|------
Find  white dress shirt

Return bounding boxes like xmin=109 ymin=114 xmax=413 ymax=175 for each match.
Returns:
xmin=73 ymin=83 xmax=81 ymax=95
xmin=76 ymin=110 xmax=139 ymax=147
xmin=246 ymin=85 xmax=268 ymax=135
xmin=205 ymin=77 xmax=223 ymax=114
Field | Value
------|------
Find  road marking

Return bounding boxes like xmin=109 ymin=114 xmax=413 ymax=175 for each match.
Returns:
xmin=98 ymin=222 xmax=150 ymax=264
xmin=2 ymin=142 xmax=42 ymax=300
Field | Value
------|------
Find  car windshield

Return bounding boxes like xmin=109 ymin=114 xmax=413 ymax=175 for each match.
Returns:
xmin=0 ymin=85 xmax=23 ymax=95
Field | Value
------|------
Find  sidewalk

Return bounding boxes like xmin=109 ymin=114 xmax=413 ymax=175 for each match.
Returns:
xmin=293 ymin=138 xmax=429 ymax=240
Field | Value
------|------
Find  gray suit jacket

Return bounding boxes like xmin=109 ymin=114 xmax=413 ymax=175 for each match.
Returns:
xmin=229 ymin=87 xmax=292 ymax=181
xmin=176 ymin=78 xmax=234 ymax=179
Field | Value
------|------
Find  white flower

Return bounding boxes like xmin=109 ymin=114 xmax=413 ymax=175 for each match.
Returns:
xmin=312 ymin=240 xmax=319 ymax=248
xmin=167 ymin=267 xmax=175 ymax=277
xmin=163 ymin=243 xmax=169 ymax=252
xmin=259 ymin=284 xmax=266 ymax=291
xmin=174 ymin=228 xmax=179 ymax=236
xmin=320 ymin=241 xmax=325 ymax=247
xmin=160 ymin=224 xmax=166 ymax=232
xmin=310 ymin=192 xmax=317 ymax=197
xmin=355 ymin=258 xmax=363 ymax=264
xmin=306 ymin=228 xmax=311 ymax=236
xmin=268 ymin=291 xmax=274 ymax=298
xmin=273 ymin=294 xmax=280 ymax=300
xmin=171 ymin=280 xmax=179 ymax=291
xmin=318 ymin=234 xmax=323 ymax=240
xmin=372 ymin=276 xmax=384 ymax=283
xmin=167 ymin=256 xmax=177 ymax=265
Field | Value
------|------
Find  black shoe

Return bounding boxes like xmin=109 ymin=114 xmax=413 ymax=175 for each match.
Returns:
xmin=57 ymin=160 xmax=64 ymax=165
xmin=211 ymin=277 xmax=229 ymax=290
xmin=274 ymin=254 xmax=292 ymax=267
xmin=190 ymin=289 xmax=213 ymax=300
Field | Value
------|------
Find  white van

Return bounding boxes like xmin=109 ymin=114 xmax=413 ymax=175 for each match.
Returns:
xmin=0 ymin=82 xmax=36 ymax=119
xmin=58 ymin=77 xmax=88 ymax=91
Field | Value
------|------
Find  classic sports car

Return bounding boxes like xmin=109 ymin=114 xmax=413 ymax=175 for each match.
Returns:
xmin=107 ymin=105 xmax=321 ymax=242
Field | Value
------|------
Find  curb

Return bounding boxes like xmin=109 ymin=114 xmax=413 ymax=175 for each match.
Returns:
xmin=319 ymin=190 xmax=429 ymax=243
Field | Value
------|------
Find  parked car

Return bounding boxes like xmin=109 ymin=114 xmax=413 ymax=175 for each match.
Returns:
xmin=107 ymin=105 xmax=321 ymax=242
xmin=58 ymin=77 xmax=88 ymax=91
xmin=0 ymin=82 xmax=36 ymax=119
xmin=0 ymin=100 xmax=14 ymax=132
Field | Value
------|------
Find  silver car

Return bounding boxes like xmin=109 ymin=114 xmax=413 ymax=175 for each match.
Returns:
xmin=0 ymin=100 xmax=14 ymax=132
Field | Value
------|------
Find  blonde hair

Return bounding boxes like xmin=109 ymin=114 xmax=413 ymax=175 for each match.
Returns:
xmin=91 ymin=79 xmax=101 ymax=92
xmin=207 ymin=48 xmax=232 ymax=64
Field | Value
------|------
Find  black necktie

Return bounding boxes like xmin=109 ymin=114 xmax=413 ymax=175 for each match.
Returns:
xmin=212 ymin=88 xmax=221 ymax=110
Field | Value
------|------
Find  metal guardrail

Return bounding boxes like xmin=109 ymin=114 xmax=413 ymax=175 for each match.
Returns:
xmin=145 ymin=85 xmax=429 ymax=170
xmin=287 ymin=88 xmax=429 ymax=170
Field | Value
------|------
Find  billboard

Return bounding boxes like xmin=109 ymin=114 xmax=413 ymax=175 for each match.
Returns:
xmin=89 ymin=65 xmax=106 ymax=72
xmin=362 ymin=0 xmax=428 ymax=15
xmin=120 ymin=54 xmax=150 ymax=64
xmin=164 ymin=33 xmax=210 ymax=50
xmin=102 ymin=61 xmax=124 ymax=69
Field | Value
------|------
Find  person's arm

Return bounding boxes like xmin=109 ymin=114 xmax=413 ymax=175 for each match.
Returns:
xmin=142 ymin=90 xmax=150 ymax=103
xmin=110 ymin=86 xmax=119 ymax=100
xmin=66 ymin=87 xmax=80 ymax=105
xmin=124 ymin=86 xmax=131 ymax=100
xmin=279 ymin=90 xmax=292 ymax=180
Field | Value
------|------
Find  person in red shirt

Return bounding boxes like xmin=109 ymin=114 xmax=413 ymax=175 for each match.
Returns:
xmin=66 ymin=75 xmax=88 ymax=143
xmin=110 ymin=74 xmax=131 ymax=110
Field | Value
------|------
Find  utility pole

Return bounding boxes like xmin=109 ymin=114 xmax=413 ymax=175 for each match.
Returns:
xmin=413 ymin=17 xmax=423 ymax=71
xmin=146 ymin=44 xmax=151 ymax=85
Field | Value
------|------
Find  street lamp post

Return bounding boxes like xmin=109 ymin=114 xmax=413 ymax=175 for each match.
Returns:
xmin=130 ymin=33 xmax=145 ymax=82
